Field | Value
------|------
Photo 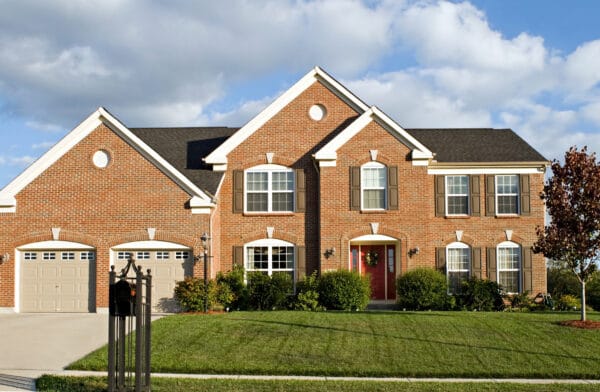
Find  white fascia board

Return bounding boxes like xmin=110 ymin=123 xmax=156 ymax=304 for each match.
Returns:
xmin=314 ymin=109 xmax=375 ymax=161
xmin=204 ymin=66 xmax=369 ymax=166
xmin=428 ymin=167 xmax=544 ymax=175
xmin=314 ymin=106 xmax=435 ymax=165
xmin=313 ymin=66 xmax=370 ymax=112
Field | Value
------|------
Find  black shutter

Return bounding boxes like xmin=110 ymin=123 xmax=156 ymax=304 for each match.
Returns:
xmin=233 ymin=170 xmax=244 ymax=213
xmin=435 ymin=175 xmax=445 ymax=217
xmin=295 ymin=169 xmax=306 ymax=213
xmin=350 ymin=167 xmax=361 ymax=211
xmin=388 ymin=166 xmax=399 ymax=210
xmin=485 ymin=175 xmax=495 ymax=216
xmin=296 ymin=246 xmax=306 ymax=281
xmin=470 ymin=175 xmax=481 ymax=216
xmin=486 ymin=247 xmax=497 ymax=281
xmin=522 ymin=246 xmax=533 ymax=293
xmin=520 ymin=174 xmax=531 ymax=216
xmin=435 ymin=247 xmax=446 ymax=272
xmin=471 ymin=247 xmax=482 ymax=279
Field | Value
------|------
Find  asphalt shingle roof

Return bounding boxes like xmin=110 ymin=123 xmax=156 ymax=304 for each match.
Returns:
xmin=406 ymin=128 xmax=548 ymax=163
xmin=130 ymin=127 xmax=238 ymax=197
xmin=129 ymin=126 xmax=547 ymax=197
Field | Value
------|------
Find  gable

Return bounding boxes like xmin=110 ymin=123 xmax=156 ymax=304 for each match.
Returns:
xmin=204 ymin=66 xmax=370 ymax=170
xmin=0 ymin=108 xmax=215 ymax=213
xmin=314 ymin=106 xmax=433 ymax=167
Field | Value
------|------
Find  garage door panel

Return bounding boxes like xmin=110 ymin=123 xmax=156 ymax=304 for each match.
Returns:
xmin=20 ymin=250 xmax=95 ymax=313
xmin=115 ymin=249 xmax=189 ymax=313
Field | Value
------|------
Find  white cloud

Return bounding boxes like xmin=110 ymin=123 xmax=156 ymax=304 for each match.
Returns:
xmin=0 ymin=155 xmax=36 ymax=167
xmin=1 ymin=0 xmax=600 ymax=166
xmin=32 ymin=141 xmax=55 ymax=150
xmin=25 ymin=121 xmax=63 ymax=133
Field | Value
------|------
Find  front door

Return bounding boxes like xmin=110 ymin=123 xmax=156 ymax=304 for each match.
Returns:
xmin=350 ymin=244 xmax=396 ymax=301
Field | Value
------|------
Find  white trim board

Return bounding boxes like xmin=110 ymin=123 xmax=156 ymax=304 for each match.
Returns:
xmin=428 ymin=167 xmax=544 ymax=175
xmin=204 ymin=66 xmax=370 ymax=169
xmin=314 ymin=106 xmax=434 ymax=166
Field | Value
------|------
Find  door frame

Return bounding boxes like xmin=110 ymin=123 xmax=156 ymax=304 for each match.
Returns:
xmin=349 ymin=237 xmax=400 ymax=303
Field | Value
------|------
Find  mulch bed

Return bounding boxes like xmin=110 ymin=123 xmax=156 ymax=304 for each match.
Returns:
xmin=559 ymin=320 xmax=600 ymax=329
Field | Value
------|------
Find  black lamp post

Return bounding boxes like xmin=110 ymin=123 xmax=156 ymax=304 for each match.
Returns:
xmin=200 ymin=232 xmax=210 ymax=313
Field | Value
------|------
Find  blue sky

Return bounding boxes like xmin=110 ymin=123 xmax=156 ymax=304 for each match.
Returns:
xmin=1 ymin=0 xmax=600 ymax=188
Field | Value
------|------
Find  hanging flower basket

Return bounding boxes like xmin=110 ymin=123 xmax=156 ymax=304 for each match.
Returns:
xmin=365 ymin=250 xmax=379 ymax=267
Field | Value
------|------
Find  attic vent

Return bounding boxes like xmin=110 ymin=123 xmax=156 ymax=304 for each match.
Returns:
xmin=308 ymin=104 xmax=326 ymax=121
xmin=92 ymin=150 xmax=111 ymax=168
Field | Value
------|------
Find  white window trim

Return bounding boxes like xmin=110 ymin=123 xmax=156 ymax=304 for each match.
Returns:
xmin=245 ymin=164 xmax=295 ymax=213
xmin=495 ymin=175 xmax=519 ymax=216
xmin=497 ymin=241 xmax=521 ymax=294
xmin=361 ymin=161 xmax=387 ymax=211
xmin=244 ymin=238 xmax=295 ymax=277
xmin=445 ymin=175 xmax=469 ymax=216
xmin=446 ymin=242 xmax=470 ymax=294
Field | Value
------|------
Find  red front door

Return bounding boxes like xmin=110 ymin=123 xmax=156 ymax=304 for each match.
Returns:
xmin=363 ymin=245 xmax=386 ymax=300
xmin=350 ymin=244 xmax=397 ymax=301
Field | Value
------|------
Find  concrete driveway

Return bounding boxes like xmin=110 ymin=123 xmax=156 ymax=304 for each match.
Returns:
xmin=0 ymin=313 xmax=108 ymax=391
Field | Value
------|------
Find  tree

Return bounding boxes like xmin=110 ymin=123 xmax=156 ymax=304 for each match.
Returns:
xmin=534 ymin=147 xmax=600 ymax=321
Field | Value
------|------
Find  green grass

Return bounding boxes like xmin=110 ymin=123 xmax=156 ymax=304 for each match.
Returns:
xmin=36 ymin=376 xmax=600 ymax=392
xmin=69 ymin=311 xmax=600 ymax=378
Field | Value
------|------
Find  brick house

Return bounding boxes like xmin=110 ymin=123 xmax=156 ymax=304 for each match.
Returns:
xmin=0 ymin=67 xmax=548 ymax=313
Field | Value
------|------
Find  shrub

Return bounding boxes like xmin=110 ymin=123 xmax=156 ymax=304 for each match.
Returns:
xmin=246 ymin=272 xmax=293 ymax=310
xmin=174 ymin=277 xmax=217 ymax=312
xmin=396 ymin=268 xmax=451 ymax=310
xmin=216 ymin=265 xmax=247 ymax=310
xmin=505 ymin=291 xmax=533 ymax=311
xmin=294 ymin=271 xmax=323 ymax=311
xmin=317 ymin=270 xmax=371 ymax=311
xmin=456 ymin=278 xmax=504 ymax=311
xmin=555 ymin=294 xmax=580 ymax=311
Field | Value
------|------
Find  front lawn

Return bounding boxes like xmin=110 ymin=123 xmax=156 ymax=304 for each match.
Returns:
xmin=69 ymin=311 xmax=600 ymax=378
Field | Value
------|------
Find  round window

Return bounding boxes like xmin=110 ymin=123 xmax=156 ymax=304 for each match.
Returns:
xmin=308 ymin=104 xmax=327 ymax=121
xmin=92 ymin=150 xmax=111 ymax=168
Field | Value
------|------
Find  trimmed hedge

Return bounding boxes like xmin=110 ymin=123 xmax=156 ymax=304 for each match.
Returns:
xmin=396 ymin=268 xmax=453 ymax=310
xmin=317 ymin=270 xmax=371 ymax=311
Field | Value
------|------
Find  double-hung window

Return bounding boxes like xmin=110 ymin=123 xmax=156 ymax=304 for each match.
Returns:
xmin=496 ymin=175 xmax=519 ymax=214
xmin=446 ymin=242 xmax=470 ymax=294
xmin=361 ymin=162 xmax=387 ymax=210
xmin=497 ymin=242 xmax=520 ymax=293
xmin=446 ymin=175 xmax=469 ymax=215
xmin=246 ymin=165 xmax=294 ymax=212
xmin=245 ymin=239 xmax=295 ymax=280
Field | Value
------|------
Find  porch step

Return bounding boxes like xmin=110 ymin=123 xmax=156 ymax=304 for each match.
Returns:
xmin=366 ymin=302 xmax=397 ymax=311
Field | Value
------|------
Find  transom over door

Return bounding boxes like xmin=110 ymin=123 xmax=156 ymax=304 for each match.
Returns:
xmin=20 ymin=250 xmax=96 ymax=313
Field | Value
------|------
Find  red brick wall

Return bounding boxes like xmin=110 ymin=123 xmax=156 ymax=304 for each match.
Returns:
xmin=0 ymin=124 xmax=210 ymax=308
xmin=218 ymin=81 xmax=360 ymax=274
xmin=319 ymin=120 xmax=547 ymax=294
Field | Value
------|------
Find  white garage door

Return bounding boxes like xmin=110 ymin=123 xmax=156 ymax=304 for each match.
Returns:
xmin=114 ymin=249 xmax=192 ymax=313
xmin=20 ymin=250 xmax=96 ymax=312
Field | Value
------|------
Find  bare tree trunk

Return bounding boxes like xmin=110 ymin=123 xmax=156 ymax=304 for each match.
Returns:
xmin=581 ymin=280 xmax=586 ymax=321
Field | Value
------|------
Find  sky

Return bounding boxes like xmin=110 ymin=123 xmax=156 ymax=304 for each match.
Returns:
xmin=1 ymin=0 xmax=600 ymax=188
